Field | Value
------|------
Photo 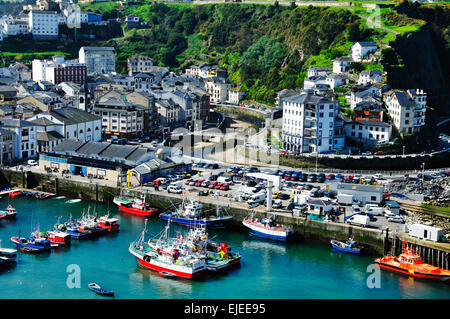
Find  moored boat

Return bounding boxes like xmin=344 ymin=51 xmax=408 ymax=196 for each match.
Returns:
xmin=160 ymin=197 xmax=232 ymax=228
xmin=9 ymin=191 xmax=22 ymax=198
xmin=0 ymin=204 xmax=17 ymax=219
xmin=0 ymin=241 xmax=17 ymax=267
xmin=375 ymin=241 xmax=450 ymax=283
xmin=11 ymin=230 xmax=51 ymax=253
xmin=129 ymin=221 xmax=207 ymax=279
xmin=330 ymin=237 xmax=363 ymax=254
xmin=46 ymin=230 xmax=71 ymax=247
xmin=116 ymin=196 xmax=158 ymax=217
xmin=88 ymin=283 xmax=114 ymax=296
xmin=97 ymin=215 xmax=120 ymax=232
xmin=242 ymin=213 xmax=292 ymax=241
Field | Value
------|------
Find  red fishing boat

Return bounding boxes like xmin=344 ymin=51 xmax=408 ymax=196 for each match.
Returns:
xmin=97 ymin=216 xmax=120 ymax=232
xmin=0 ymin=204 xmax=17 ymax=218
xmin=46 ymin=230 xmax=71 ymax=247
xmin=9 ymin=191 xmax=22 ymax=198
xmin=375 ymin=241 xmax=450 ymax=283
xmin=115 ymin=197 xmax=158 ymax=217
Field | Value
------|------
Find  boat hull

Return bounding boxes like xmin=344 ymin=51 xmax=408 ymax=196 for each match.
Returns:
xmin=160 ymin=213 xmax=232 ymax=228
xmin=118 ymin=204 xmax=158 ymax=217
xmin=136 ymin=257 xmax=205 ymax=279
xmin=331 ymin=240 xmax=361 ymax=254
xmin=10 ymin=237 xmax=51 ymax=253
xmin=375 ymin=261 xmax=450 ymax=283
xmin=243 ymin=220 xmax=289 ymax=241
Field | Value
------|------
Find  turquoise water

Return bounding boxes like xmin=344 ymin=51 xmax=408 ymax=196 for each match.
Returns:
xmin=0 ymin=196 xmax=449 ymax=299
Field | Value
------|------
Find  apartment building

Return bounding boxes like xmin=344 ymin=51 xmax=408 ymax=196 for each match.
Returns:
xmin=0 ymin=118 xmax=38 ymax=159
xmin=79 ymin=46 xmax=116 ymax=74
xmin=204 ymin=77 xmax=234 ymax=104
xmin=0 ymin=128 xmax=15 ymax=164
xmin=281 ymin=93 xmax=345 ymax=153
xmin=32 ymin=55 xmax=87 ymax=86
xmin=385 ymin=89 xmax=427 ymax=135
xmin=28 ymin=10 xmax=59 ymax=40
xmin=127 ymin=54 xmax=154 ymax=76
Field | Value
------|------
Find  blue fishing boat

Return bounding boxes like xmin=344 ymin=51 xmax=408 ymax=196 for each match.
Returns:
xmin=330 ymin=237 xmax=363 ymax=254
xmin=10 ymin=230 xmax=51 ymax=253
xmin=88 ymin=283 xmax=114 ymax=296
xmin=63 ymin=222 xmax=92 ymax=239
xmin=160 ymin=197 xmax=232 ymax=228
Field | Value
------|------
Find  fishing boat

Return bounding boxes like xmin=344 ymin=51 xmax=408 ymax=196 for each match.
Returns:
xmin=97 ymin=215 xmax=120 ymax=232
xmin=242 ymin=212 xmax=292 ymax=241
xmin=128 ymin=220 xmax=207 ymax=279
xmin=181 ymin=227 xmax=241 ymax=272
xmin=8 ymin=191 xmax=22 ymax=198
xmin=88 ymin=283 xmax=114 ymax=296
xmin=46 ymin=230 xmax=71 ymax=247
xmin=160 ymin=196 xmax=233 ymax=228
xmin=0 ymin=204 xmax=17 ymax=219
xmin=330 ymin=237 xmax=363 ymax=254
xmin=0 ymin=241 xmax=17 ymax=267
xmin=64 ymin=221 xmax=92 ymax=239
xmin=10 ymin=230 xmax=51 ymax=253
xmin=116 ymin=196 xmax=158 ymax=217
xmin=112 ymin=189 xmax=133 ymax=206
xmin=375 ymin=241 xmax=450 ymax=283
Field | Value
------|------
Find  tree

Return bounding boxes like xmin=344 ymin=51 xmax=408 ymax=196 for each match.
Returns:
xmin=347 ymin=22 xmax=361 ymax=42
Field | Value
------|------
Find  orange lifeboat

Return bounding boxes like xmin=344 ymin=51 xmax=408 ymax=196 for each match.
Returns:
xmin=375 ymin=241 xmax=450 ymax=283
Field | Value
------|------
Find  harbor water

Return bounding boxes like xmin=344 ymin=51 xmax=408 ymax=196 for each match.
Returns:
xmin=0 ymin=196 xmax=449 ymax=299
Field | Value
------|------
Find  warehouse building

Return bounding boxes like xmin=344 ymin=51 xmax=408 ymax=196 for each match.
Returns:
xmin=336 ymin=183 xmax=384 ymax=204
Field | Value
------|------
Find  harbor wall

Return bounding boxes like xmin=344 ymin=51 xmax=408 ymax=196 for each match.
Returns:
xmin=1 ymin=169 xmax=448 ymax=269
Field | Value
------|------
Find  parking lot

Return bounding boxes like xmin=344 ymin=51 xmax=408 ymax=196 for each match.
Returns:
xmin=139 ymin=163 xmax=444 ymax=233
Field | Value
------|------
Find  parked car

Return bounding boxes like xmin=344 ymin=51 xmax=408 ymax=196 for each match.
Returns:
xmin=307 ymin=174 xmax=317 ymax=182
xmin=272 ymin=199 xmax=282 ymax=209
xmin=388 ymin=216 xmax=405 ymax=223
xmin=374 ymin=151 xmax=384 ymax=155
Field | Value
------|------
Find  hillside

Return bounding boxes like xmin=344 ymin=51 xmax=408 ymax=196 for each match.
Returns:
xmin=1 ymin=1 xmax=448 ymax=111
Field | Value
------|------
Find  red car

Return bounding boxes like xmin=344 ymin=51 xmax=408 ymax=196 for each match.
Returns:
xmin=208 ymin=181 xmax=217 ymax=189
xmin=374 ymin=151 xmax=384 ymax=155
xmin=215 ymin=183 xmax=223 ymax=189
xmin=195 ymin=179 xmax=205 ymax=186
xmin=220 ymin=184 xmax=230 ymax=190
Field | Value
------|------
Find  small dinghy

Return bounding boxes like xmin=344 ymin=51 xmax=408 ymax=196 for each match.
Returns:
xmin=88 ymin=283 xmax=114 ymax=296
xmin=159 ymin=271 xmax=177 ymax=278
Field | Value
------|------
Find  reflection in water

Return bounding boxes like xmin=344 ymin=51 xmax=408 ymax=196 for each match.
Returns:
xmin=129 ymin=266 xmax=193 ymax=298
xmin=241 ymin=239 xmax=287 ymax=254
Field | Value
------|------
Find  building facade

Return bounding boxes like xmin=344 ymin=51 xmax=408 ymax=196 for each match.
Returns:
xmin=28 ymin=10 xmax=59 ymax=40
xmin=32 ymin=55 xmax=87 ymax=87
xmin=79 ymin=46 xmax=116 ymax=74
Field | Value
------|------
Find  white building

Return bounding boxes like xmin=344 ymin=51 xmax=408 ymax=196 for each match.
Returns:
xmin=0 ymin=118 xmax=38 ymax=159
xmin=385 ymin=89 xmax=426 ymax=135
xmin=307 ymin=66 xmax=331 ymax=78
xmin=281 ymin=92 xmax=345 ymax=153
xmin=333 ymin=57 xmax=353 ymax=74
xmin=358 ymin=70 xmax=383 ymax=85
xmin=352 ymin=41 xmax=378 ymax=62
xmin=79 ymin=46 xmax=116 ymax=74
xmin=29 ymin=107 xmax=102 ymax=142
xmin=32 ymin=55 xmax=87 ymax=86
xmin=2 ymin=19 xmax=29 ymax=37
xmin=127 ymin=54 xmax=153 ymax=76
xmin=28 ymin=10 xmax=59 ymax=40
xmin=204 ymin=77 xmax=234 ymax=104
xmin=336 ymin=183 xmax=384 ymax=204
xmin=325 ymin=74 xmax=347 ymax=89
xmin=303 ymin=76 xmax=328 ymax=90
xmin=185 ymin=63 xmax=211 ymax=79
xmin=227 ymin=87 xmax=247 ymax=105
xmin=344 ymin=120 xmax=391 ymax=146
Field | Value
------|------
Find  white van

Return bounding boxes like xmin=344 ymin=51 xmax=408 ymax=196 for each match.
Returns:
xmin=247 ymin=192 xmax=266 ymax=206
xmin=218 ymin=176 xmax=232 ymax=184
xmin=28 ymin=159 xmax=38 ymax=166
xmin=346 ymin=214 xmax=370 ymax=227
xmin=365 ymin=204 xmax=383 ymax=216
xmin=167 ymin=185 xmax=182 ymax=194
xmin=169 ymin=181 xmax=183 ymax=189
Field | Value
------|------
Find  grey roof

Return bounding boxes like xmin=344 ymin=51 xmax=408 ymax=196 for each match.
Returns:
xmin=0 ymin=118 xmax=36 ymax=128
xmin=50 ymin=107 xmax=101 ymax=125
xmin=307 ymin=199 xmax=334 ymax=206
xmin=36 ymin=131 xmax=64 ymax=142
xmin=54 ymin=139 xmax=86 ymax=152
xmin=361 ymin=70 xmax=382 ymax=77
xmin=333 ymin=57 xmax=353 ymax=62
xmin=99 ymin=144 xmax=138 ymax=160
xmin=284 ymin=93 xmax=334 ymax=105
xmin=29 ymin=117 xmax=61 ymax=127
xmin=391 ymin=91 xmax=416 ymax=108
xmin=76 ymin=141 xmax=109 ymax=156
xmin=356 ymin=41 xmax=377 ymax=47
xmin=347 ymin=120 xmax=390 ymax=128
xmin=336 ymin=183 xmax=383 ymax=193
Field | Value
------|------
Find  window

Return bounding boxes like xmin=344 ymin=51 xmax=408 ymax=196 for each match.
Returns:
xmin=371 ymin=196 xmax=376 ymax=201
